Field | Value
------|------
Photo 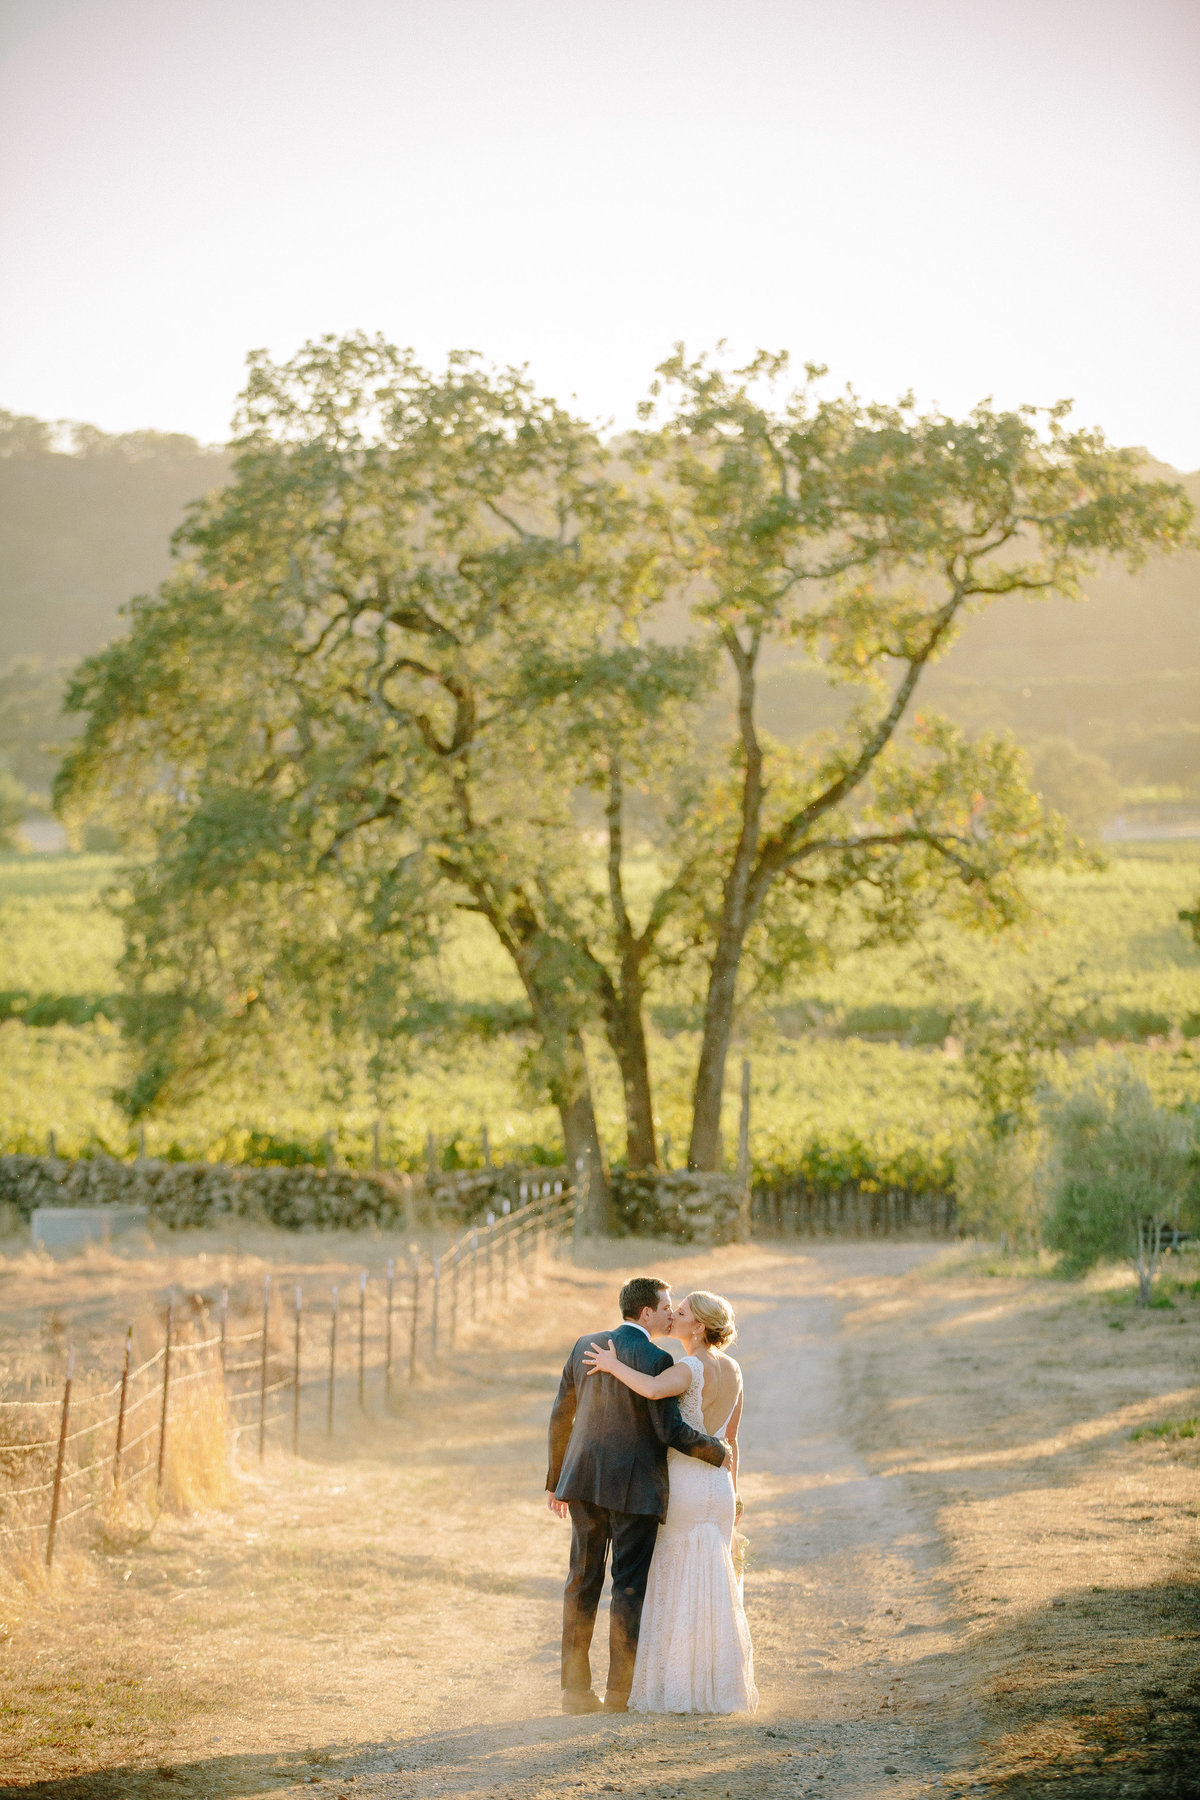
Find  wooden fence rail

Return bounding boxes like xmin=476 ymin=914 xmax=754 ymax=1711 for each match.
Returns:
xmin=751 ymin=1179 xmax=957 ymax=1239
xmin=0 ymin=1185 xmax=575 ymax=1573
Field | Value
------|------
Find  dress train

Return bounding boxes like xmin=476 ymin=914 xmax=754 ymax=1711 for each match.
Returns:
xmin=629 ymin=1355 xmax=757 ymax=1714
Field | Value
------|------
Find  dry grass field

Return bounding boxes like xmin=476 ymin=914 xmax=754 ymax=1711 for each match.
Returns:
xmin=0 ymin=1232 xmax=1198 ymax=1800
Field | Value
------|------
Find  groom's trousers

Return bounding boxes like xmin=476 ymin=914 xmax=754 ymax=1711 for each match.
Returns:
xmin=562 ymin=1501 xmax=659 ymax=1698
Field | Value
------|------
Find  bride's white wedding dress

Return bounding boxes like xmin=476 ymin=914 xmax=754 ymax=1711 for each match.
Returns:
xmin=629 ymin=1355 xmax=758 ymax=1714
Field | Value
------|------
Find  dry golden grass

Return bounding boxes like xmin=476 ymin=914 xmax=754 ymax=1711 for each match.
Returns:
xmin=0 ymin=1233 xmax=1197 ymax=1799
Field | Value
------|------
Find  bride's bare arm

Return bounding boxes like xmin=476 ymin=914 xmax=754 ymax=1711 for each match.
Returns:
xmin=582 ymin=1338 xmax=691 ymax=1397
xmin=725 ymin=1386 xmax=743 ymax=1493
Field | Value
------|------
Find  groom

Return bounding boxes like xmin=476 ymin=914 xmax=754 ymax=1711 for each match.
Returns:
xmin=545 ymin=1275 xmax=729 ymax=1713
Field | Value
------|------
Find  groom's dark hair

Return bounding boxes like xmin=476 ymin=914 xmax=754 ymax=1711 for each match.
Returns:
xmin=620 ymin=1276 xmax=668 ymax=1320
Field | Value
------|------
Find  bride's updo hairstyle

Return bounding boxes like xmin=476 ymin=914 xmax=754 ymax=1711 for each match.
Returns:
xmin=687 ymin=1290 xmax=737 ymax=1348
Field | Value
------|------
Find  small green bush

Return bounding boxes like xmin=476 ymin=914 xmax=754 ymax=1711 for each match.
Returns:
xmin=1044 ymin=1070 xmax=1198 ymax=1304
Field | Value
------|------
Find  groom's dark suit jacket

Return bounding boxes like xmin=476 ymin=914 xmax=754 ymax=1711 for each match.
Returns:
xmin=547 ymin=1322 xmax=727 ymax=1521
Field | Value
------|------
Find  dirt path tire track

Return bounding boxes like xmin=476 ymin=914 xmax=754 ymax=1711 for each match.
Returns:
xmin=2 ymin=1238 xmax=1198 ymax=1799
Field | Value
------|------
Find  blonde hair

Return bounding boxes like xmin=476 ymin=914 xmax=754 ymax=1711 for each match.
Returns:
xmin=687 ymin=1289 xmax=737 ymax=1349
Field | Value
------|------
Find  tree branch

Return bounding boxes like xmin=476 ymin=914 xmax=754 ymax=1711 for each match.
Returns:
xmin=758 ymin=586 xmax=967 ymax=881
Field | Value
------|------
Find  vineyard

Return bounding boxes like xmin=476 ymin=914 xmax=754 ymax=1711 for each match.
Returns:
xmin=1 ymin=845 xmax=1198 ymax=1194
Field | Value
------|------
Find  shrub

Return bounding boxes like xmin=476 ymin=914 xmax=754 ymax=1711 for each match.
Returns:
xmin=954 ymin=1126 xmax=1044 ymax=1250
xmin=1043 ymin=1070 xmax=1197 ymax=1304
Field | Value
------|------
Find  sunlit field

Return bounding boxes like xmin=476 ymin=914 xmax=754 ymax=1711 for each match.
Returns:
xmin=1 ymin=846 xmax=1198 ymax=1181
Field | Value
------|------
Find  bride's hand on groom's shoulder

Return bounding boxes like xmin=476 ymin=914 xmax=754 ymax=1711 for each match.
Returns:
xmin=582 ymin=1338 xmax=618 ymax=1377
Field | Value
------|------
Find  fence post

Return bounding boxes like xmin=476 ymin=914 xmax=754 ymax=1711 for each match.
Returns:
xmin=470 ymin=1228 xmax=479 ymax=1326
xmin=574 ymin=1153 xmax=587 ymax=1249
xmin=485 ymin=1213 xmax=496 ymax=1312
xmin=448 ymin=1242 xmax=460 ymax=1350
xmin=219 ymin=1284 xmax=228 ymax=1374
xmin=327 ymin=1285 xmax=338 ymax=1436
xmin=408 ymin=1254 xmax=422 ymax=1381
xmin=358 ymin=1269 xmax=367 ymax=1410
xmin=156 ymin=1288 xmax=174 ymax=1493
xmin=736 ymin=1058 xmax=752 ymax=1241
xmin=112 ymin=1322 xmax=133 ymax=1492
xmin=385 ymin=1258 xmax=395 ymax=1400
xmin=372 ymin=1117 xmax=382 ymax=1172
xmin=292 ymin=1284 xmax=302 ymax=1455
xmin=45 ymin=1345 xmax=74 ymax=1570
xmin=258 ymin=1273 xmax=271 ymax=1460
xmin=430 ymin=1256 xmax=441 ymax=1364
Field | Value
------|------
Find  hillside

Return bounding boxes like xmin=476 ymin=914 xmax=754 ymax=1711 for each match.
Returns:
xmin=0 ymin=409 xmax=1196 ymax=819
xmin=0 ymin=409 xmax=230 ymax=663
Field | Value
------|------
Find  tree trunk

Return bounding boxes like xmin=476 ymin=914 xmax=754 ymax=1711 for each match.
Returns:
xmin=609 ymin=1000 xmax=657 ymax=1169
xmin=735 ymin=1058 xmax=752 ymax=1241
xmin=687 ymin=629 xmax=763 ymax=1172
xmin=688 ymin=903 xmax=751 ymax=1169
xmin=1134 ymin=1218 xmax=1161 ymax=1307
xmin=466 ymin=880 xmax=612 ymax=1231
xmin=554 ymin=1030 xmax=611 ymax=1232
xmin=602 ymin=758 xmax=658 ymax=1169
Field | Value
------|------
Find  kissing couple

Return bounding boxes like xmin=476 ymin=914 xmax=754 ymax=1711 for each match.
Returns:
xmin=546 ymin=1275 xmax=757 ymax=1715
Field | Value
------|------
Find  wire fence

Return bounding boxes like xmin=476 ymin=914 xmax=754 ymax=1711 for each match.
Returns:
xmin=0 ymin=1182 xmax=575 ymax=1574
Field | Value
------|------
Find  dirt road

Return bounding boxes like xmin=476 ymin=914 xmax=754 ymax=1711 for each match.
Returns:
xmin=1 ymin=1237 xmax=1198 ymax=1798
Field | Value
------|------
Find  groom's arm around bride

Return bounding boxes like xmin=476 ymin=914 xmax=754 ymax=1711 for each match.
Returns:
xmin=546 ymin=1322 xmax=728 ymax=1515
xmin=544 ymin=1277 xmax=728 ymax=1712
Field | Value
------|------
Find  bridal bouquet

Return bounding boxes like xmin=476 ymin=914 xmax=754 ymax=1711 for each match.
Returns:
xmin=731 ymin=1530 xmax=751 ymax=1578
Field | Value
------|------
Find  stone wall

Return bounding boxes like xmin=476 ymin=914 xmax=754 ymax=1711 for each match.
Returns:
xmin=0 ymin=1155 xmax=564 ymax=1233
xmin=610 ymin=1170 xmax=749 ymax=1245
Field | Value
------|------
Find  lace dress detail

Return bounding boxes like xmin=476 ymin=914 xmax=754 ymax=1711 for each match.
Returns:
xmin=629 ymin=1355 xmax=757 ymax=1714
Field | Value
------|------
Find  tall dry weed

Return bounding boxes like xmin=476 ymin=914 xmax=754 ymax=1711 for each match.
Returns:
xmin=160 ymin=1366 xmax=232 ymax=1513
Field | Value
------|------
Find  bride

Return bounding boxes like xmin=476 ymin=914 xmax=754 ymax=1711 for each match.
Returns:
xmin=583 ymin=1290 xmax=758 ymax=1714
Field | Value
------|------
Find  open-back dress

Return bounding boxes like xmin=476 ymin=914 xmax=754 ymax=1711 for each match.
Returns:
xmin=628 ymin=1354 xmax=758 ymax=1714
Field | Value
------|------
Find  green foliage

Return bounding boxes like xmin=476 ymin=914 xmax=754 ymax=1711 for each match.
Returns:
xmin=631 ymin=348 xmax=1193 ymax=1166
xmin=956 ymin=974 xmax=1087 ymax=1140
xmin=1032 ymin=737 xmax=1120 ymax=839
xmin=0 ymin=658 xmax=69 ymax=799
xmin=942 ymin=973 xmax=1084 ymax=1246
xmin=1180 ymin=895 xmax=1200 ymax=948
xmin=1043 ymin=1069 xmax=1198 ymax=1301
xmin=46 ymin=338 xmax=1200 ymax=1179
xmin=953 ymin=1128 xmax=1044 ymax=1247
xmin=3 ymin=851 xmax=1198 ymax=1194
xmin=0 ymin=770 xmax=25 ymax=851
xmin=782 ymin=851 xmax=1200 ymax=1047
xmin=56 ymin=339 xmax=645 ymax=1165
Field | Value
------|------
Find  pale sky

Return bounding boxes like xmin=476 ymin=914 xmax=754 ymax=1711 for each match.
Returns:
xmin=2 ymin=0 xmax=1198 ymax=465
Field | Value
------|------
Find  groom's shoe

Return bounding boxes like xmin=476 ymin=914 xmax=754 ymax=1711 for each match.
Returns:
xmin=602 ymin=1692 xmax=629 ymax=1713
xmin=562 ymin=1689 xmax=603 ymax=1714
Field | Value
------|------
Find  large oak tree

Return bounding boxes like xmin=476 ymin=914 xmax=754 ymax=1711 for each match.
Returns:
xmin=626 ymin=351 xmax=1194 ymax=1167
xmin=59 ymin=337 xmax=1194 ymax=1193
